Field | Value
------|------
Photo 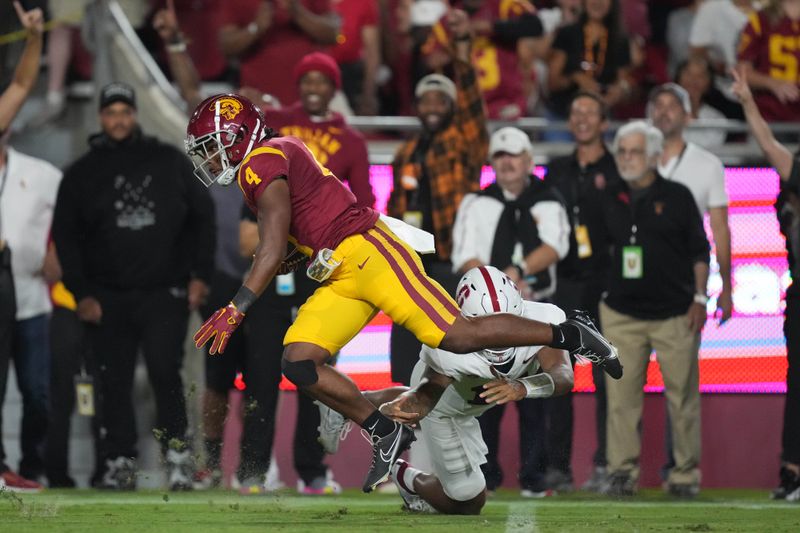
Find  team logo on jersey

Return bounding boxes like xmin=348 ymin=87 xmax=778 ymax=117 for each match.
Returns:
xmin=212 ymin=97 xmax=243 ymax=120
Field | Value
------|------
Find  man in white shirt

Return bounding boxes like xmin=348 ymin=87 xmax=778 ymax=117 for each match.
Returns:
xmin=0 ymin=137 xmax=62 ymax=489
xmin=319 ymin=266 xmax=581 ymax=514
xmin=649 ymin=83 xmax=732 ymax=323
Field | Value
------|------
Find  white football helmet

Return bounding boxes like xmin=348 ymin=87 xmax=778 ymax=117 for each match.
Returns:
xmin=455 ymin=266 xmax=524 ymax=364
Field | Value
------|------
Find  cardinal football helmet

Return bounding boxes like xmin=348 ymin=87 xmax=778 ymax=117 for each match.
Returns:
xmin=455 ymin=266 xmax=524 ymax=364
xmin=185 ymin=94 xmax=265 ymax=186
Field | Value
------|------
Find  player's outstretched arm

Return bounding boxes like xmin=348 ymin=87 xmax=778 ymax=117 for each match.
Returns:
xmin=379 ymin=366 xmax=453 ymax=425
xmin=480 ymin=347 xmax=573 ymax=405
xmin=194 ymin=179 xmax=291 ymax=354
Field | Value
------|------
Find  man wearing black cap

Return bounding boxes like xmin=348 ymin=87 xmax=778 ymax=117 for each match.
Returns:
xmin=52 ymin=82 xmax=215 ymax=491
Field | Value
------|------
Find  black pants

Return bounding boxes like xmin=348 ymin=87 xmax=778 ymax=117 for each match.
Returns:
xmin=201 ymin=271 xmax=248 ymax=395
xmin=390 ymin=260 xmax=460 ymax=386
xmin=91 ymin=287 xmax=189 ymax=459
xmin=0 ymin=254 xmax=16 ymax=472
xmin=240 ymin=276 xmax=327 ymax=484
xmin=44 ymin=306 xmax=103 ymax=481
xmin=479 ymin=398 xmax=548 ymax=491
xmin=552 ymin=276 xmax=607 ymax=467
xmin=783 ymin=292 xmax=800 ymax=465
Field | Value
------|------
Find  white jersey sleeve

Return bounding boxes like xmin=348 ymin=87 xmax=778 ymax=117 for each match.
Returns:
xmin=530 ymin=200 xmax=571 ymax=260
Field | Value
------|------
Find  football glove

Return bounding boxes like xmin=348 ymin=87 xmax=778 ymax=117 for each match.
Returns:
xmin=194 ymin=303 xmax=245 ymax=355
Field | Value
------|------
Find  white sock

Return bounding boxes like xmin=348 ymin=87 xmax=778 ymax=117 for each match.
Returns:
xmin=401 ymin=464 xmax=424 ymax=494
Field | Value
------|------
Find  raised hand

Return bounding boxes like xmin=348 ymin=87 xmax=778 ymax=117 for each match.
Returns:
xmin=13 ymin=1 xmax=44 ymax=35
xmin=153 ymin=0 xmax=180 ymax=43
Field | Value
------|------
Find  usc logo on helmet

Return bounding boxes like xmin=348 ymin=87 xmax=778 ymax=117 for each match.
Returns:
xmin=211 ymin=97 xmax=243 ymax=120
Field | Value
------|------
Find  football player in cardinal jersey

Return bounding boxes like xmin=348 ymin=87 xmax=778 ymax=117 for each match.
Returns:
xmin=318 ymin=266 xmax=575 ymax=514
xmin=184 ymin=93 xmax=621 ymax=493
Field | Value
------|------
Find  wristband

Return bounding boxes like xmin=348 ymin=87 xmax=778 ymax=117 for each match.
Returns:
xmin=231 ymin=286 xmax=257 ymax=313
xmin=247 ymin=22 xmax=260 ymax=36
xmin=516 ymin=373 xmax=555 ymax=399
xmin=166 ymin=41 xmax=187 ymax=53
xmin=693 ymin=293 xmax=709 ymax=305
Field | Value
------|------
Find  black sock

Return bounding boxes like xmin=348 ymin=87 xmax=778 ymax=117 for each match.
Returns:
xmin=205 ymin=438 xmax=222 ymax=470
xmin=550 ymin=322 xmax=579 ymax=351
xmin=361 ymin=410 xmax=397 ymax=442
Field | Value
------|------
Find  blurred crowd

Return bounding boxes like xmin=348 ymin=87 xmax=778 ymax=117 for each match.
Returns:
xmin=0 ymin=0 xmax=798 ymax=505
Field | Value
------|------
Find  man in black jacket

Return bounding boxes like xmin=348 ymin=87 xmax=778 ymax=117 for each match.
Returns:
xmin=543 ymin=92 xmax=621 ymax=492
xmin=599 ymin=121 xmax=709 ymax=498
xmin=52 ymin=83 xmax=215 ymax=491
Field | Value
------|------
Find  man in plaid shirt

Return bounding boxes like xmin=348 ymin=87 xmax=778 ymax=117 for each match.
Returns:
xmin=387 ymin=8 xmax=489 ymax=385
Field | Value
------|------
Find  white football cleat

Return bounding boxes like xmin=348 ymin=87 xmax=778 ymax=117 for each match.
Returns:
xmin=316 ymin=401 xmax=352 ymax=454
xmin=391 ymin=459 xmax=437 ymax=513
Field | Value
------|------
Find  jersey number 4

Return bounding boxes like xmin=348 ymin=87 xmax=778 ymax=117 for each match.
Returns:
xmin=245 ymin=167 xmax=262 ymax=185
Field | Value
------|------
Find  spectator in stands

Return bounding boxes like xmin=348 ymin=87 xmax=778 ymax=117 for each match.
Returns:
xmin=543 ymin=91 xmax=621 ymax=493
xmin=52 ymin=83 xmax=215 ymax=491
xmin=736 ymin=0 xmax=800 ymax=124
xmin=329 ymin=0 xmax=381 ymax=115
xmin=675 ymin=57 xmax=728 ymax=149
xmin=387 ymin=8 xmax=488 ymax=385
xmin=731 ymin=66 xmax=800 ymax=501
xmin=420 ymin=0 xmax=543 ymax=119
xmin=600 ymin=121 xmax=710 ymax=498
xmin=650 ymin=83 xmax=732 ymax=323
xmin=0 ymin=135 xmax=62 ymax=488
xmin=217 ymin=0 xmax=340 ymax=109
xmin=666 ymin=0 xmax=702 ymax=78
xmin=451 ymin=126 xmax=570 ymax=496
xmin=688 ymin=0 xmax=757 ymax=119
xmin=155 ymin=0 xmax=227 ymax=82
xmin=154 ymin=8 xmax=374 ymax=207
xmin=27 ymin=0 xmax=151 ymax=128
xmin=238 ymin=210 xmax=341 ymax=495
xmin=546 ymin=0 xmax=633 ymax=123
xmin=0 ymin=1 xmax=45 ymax=494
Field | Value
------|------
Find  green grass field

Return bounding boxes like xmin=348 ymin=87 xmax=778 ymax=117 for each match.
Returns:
xmin=1 ymin=488 xmax=799 ymax=532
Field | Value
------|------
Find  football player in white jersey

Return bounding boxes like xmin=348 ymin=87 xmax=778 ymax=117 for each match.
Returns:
xmin=318 ymin=265 xmax=602 ymax=514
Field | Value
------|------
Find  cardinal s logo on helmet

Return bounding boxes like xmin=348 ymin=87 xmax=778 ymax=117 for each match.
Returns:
xmin=456 ymin=266 xmax=524 ymax=365
xmin=213 ymin=97 xmax=243 ymax=120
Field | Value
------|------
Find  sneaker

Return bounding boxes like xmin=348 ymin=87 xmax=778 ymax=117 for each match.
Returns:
xmin=166 ymin=449 xmax=194 ymax=491
xmin=46 ymin=473 xmax=77 ymax=489
xmin=297 ymin=471 xmax=342 ymax=495
xmin=316 ymin=401 xmax=353 ymax=454
xmin=544 ymin=468 xmax=573 ymax=492
xmin=667 ymin=482 xmax=699 ymax=499
xmin=564 ymin=311 xmax=623 ymax=379
xmin=237 ymin=472 xmax=284 ymax=495
xmin=600 ymin=472 xmax=636 ymax=497
xmin=772 ymin=466 xmax=800 ymax=500
xmin=520 ymin=488 xmax=555 ymax=498
xmin=362 ymin=423 xmax=416 ymax=493
xmin=193 ymin=468 xmax=222 ymax=490
xmin=581 ymin=466 xmax=608 ymax=492
xmin=0 ymin=469 xmax=44 ymax=493
xmin=98 ymin=457 xmax=137 ymax=491
xmin=391 ymin=459 xmax=436 ymax=513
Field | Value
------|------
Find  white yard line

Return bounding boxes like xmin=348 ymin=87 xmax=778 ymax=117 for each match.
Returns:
xmin=505 ymin=502 xmax=537 ymax=533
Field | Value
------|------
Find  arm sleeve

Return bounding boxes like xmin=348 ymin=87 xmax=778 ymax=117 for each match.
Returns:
xmin=682 ymin=187 xmax=711 ymax=264
xmin=453 ymin=59 xmax=489 ymax=173
xmin=345 ymin=134 xmax=376 ymax=208
xmin=530 ymin=201 xmax=571 ymax=260
xmin=51 ymin=172 xmax=93 ymax=301
xmin=450 ymin=194 xmax=484 ymax=272
xmin=736 ymin=14 xmax=761 ymax=63
xmin=241 ymin=150 xmax=291 ymax=206
xmin=707 ymin=157 xmax=729 ymax=208
xmin=181 ymin=153 xmax=216 ymax=283
xmin=492 ymin=14 xmax=543 ymax=43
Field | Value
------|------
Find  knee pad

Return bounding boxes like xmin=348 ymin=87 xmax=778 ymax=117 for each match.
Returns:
xmin=281 ymin=358 xmax=319 ymax=387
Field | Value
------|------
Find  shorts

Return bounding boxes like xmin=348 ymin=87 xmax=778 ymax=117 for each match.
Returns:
xmin=284 ymin=220 xmax=459 ymax=355
xmin=411 ymin=360 xmax=488 ymax=502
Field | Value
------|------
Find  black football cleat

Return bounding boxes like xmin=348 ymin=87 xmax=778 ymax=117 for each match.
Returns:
xmin=362 ymin=423 xmax=416 ymax=493
xmin=564 ymin=311 xmax=623 ymax=379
